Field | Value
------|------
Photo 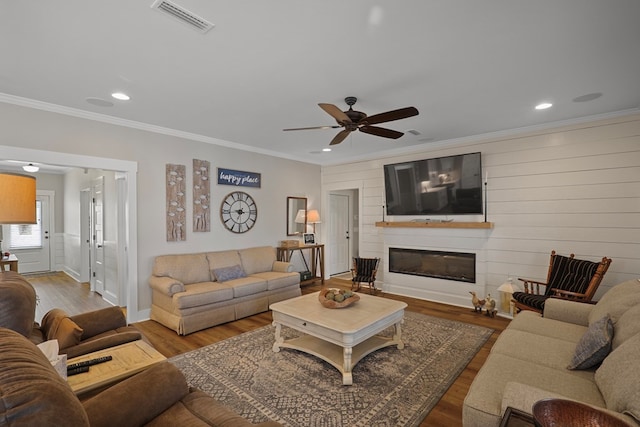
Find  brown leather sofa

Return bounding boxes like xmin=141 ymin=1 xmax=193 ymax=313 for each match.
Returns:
xmin=0 ymin=327 xmax=283 ymax=426
xmin=0 ymin=270 xmax=141 ymax=358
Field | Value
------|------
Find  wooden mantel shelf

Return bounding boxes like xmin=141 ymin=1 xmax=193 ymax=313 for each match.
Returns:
xmin=375 ymin=221 xmax=493 ymax=229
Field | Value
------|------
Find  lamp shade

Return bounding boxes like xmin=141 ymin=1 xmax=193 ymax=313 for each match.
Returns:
xmin=294 ymin=209 xmax=306 ymax=224
xmin=0 ymin=172 xmax=37 ymax=224
xmin=497 ymin=282 xmax=514 ymax=293
xmin=306 ymin=209 xmax=320 ymax=224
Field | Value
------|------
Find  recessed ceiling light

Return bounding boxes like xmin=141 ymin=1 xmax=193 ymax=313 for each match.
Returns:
xmin=23 ymin=163 xmax=39 ymax=173
xmin=111 ymin=92 xmax=131 ymax=101
xmin=322 ymin=148 xmax=332 ymax=152
xmin=535 ymin=102 xmax=553 ymax=110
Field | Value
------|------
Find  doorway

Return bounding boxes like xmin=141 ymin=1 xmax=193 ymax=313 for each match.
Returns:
xmin=1 ymin=191 xmax=54 ymax=273
xmin=0 ymin=145 xmax=139 ymax=322
xmin=325 ymin=186 xmax=361 ymax=277
xmin=329 ymin=193 xmax=351 ymax=275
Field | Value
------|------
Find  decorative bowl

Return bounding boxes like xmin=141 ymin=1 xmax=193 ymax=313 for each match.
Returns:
xmin=318 ymin=288 xmax=360 ymax=309
xmin=532 ymin=399 xmax=630 ymax=427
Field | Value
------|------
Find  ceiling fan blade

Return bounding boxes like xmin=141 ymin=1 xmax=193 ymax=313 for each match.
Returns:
xmin=319 ymin=103 xmax=352 ymax=124
xmin=283 ymin=125 xmax=341 ymax=131
xmin=330 ymin=129 xmax=352 ymax=145
xmin=359 ymin=126 xmax=404 ymax=139
xmin=362 ymin=106 xmax=419 ymax=125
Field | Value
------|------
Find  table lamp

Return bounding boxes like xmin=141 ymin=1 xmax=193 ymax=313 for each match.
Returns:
xmin=306 ymin=209 xmax=320 ymax=234
xmin=497 ymin=278 xmax=515 ymax=314
xmin=0 ymin=172 xmax=37 ymax=254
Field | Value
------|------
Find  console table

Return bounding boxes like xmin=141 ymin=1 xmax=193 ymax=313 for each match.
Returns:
xmin=276 ymin=244 xmax=324 ymax=285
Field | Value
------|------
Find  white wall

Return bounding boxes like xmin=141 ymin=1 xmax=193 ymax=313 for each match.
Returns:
xmin=0 ymin=102 xmax=321 ymax=320
xmin=321 ymin=113 xmax=640 ymax=311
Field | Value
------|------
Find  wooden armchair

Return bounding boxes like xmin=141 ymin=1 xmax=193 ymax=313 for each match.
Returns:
xmin=512 ymin=250 xmax=612 ymax=314
xmin=351 ymin=257 xmax=380 ymax=294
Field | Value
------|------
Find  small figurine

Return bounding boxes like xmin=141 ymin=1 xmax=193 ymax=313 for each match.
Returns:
xmin=470 ymin=291 xmax=485 ymax=313
xmin=484 ymin=294 xmax=497 ymax=317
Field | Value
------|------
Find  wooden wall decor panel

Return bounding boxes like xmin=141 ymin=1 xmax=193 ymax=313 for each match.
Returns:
xmin=193 ymin=159 xmax=210 ymax=232
xmin=166 ymin=164 xmax=186 ymax=241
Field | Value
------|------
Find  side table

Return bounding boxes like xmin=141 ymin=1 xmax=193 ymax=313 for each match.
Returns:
xmin=500 ymin=407 xmax=535 ymax=427
xmin=67 ymin=340 xmax=166 ymax=398
xmin=0 ymin=254 xmax=19 ymax=272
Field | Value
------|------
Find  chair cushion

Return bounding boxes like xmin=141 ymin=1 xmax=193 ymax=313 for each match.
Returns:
xmin=512 ymin=292 xmax=548 ymax=312
xmin=354 ymin=258 xmax=379 ymax=275
xmin=153 ymin=253 xmax=211 ymax=285
xmin=239 ymin=246 xmax=276 ymax=275
xmin=547 ymin=255 xmax=598 ymax=296
xmin=595 ymin=332 xmax=640 ymax=422
xmin=612 ymin=303 xmax=640 ymax=350
xmin=0 ymin=328 xmax=89 ymax=426
xmin=567 ymin=314 xmax=613 ymax=370
xmin=41 ymin=308 xmax=84 ymax=350
xmin=0 ymin=271 xmax=37 ymax=338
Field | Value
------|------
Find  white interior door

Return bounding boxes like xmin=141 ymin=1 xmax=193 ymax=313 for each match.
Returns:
xmin=329 ymin=193 xmax=350 ymax=275
xmin=2 ymin=193 xmax=51 ymax=273
xmin=80 ymin=189 xmax=91 ymax=283
xmin=91 ymin=177 xmax=105 ymax=295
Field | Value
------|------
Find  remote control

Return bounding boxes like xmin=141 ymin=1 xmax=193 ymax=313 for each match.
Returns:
xmin=67 ymin=366 xmax=90 ymax=376
xmin=67 ymin=355 xmax=112 ymax=371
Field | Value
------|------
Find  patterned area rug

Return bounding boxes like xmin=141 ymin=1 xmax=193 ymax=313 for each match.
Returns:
xmin=170 ymin=311 xmax=493 ymax=427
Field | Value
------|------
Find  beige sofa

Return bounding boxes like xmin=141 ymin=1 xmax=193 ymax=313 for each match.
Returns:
xmin=150 ymin=246 xmax=301 ymax=335
xmin=463 ymin=279 xmax=640 ymax=426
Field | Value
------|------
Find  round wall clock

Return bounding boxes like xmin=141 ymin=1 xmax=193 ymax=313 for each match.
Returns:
xmin=220 ymin=191 xmax=257 ymax=233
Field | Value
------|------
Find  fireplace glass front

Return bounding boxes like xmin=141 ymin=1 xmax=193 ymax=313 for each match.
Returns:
xmin=389 ymin=247 xmax=476 ymax=283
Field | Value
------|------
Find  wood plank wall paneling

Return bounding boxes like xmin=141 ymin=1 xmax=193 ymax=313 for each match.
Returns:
xmin=322 ymin=113 xmax=640 ymax=307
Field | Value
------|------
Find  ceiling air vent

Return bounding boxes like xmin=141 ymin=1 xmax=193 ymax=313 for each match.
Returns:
xmin=151 ymin=0 xmax=214 ymax=34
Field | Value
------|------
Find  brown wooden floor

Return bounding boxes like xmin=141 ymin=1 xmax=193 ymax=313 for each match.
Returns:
xmin=27 ymin=273 xmax=510 ymax=427
xmin=24 ymin=272 xmax=113 ymax=323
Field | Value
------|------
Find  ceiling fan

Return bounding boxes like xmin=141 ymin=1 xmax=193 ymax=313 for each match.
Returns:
xmin=283 ymin=97 xmax=419 ymax=146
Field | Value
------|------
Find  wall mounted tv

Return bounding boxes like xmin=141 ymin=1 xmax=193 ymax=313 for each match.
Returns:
xmin=383 ymin=152 xmax=482 ymax=215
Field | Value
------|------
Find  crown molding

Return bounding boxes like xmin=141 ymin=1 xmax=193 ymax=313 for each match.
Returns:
xmin=0 ymin=93 xmax=312 ymax=165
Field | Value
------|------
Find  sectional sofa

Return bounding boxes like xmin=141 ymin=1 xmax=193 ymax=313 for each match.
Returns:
xmin=463 ymin=279 xmax=640 ymax=426
xmin=149 ymin=246 xmax=301 ymax=335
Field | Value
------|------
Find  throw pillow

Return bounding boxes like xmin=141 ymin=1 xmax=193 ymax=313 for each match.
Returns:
xmin=41 ymin=308 xmax=84 ymax=350
xmin=595 ymin=333 xmax=640 ymax=423
xmin=567 ymin=314 xmax=613 ymax=370
xmin=212 ymin=264 xmax=247 ymax=282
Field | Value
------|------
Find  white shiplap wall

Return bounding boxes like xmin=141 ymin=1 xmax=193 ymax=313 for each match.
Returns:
xmin=321 ymin=113 xmax=640 ymax=311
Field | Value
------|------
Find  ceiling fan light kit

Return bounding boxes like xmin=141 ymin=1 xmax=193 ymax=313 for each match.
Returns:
xmin=284 ymin=96 xmax=419 ymax=146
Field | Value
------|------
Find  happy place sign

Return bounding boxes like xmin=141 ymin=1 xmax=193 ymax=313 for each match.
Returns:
xmin=217 ymin=168 xmax=261 ymax=188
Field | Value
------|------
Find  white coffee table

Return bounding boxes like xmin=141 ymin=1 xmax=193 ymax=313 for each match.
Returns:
xmin=270 ymin=291 xmax=407 ymax=385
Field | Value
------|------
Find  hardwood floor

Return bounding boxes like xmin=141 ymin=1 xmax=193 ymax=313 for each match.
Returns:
xmin=29 ymin=273 xmax=510 ymax=427
xmin=24 ymin=272 xmax=113 ymax=323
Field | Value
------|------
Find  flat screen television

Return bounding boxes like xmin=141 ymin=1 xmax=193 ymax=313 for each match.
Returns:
xmin=383 ymin=152 xmax=482 ymax=215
